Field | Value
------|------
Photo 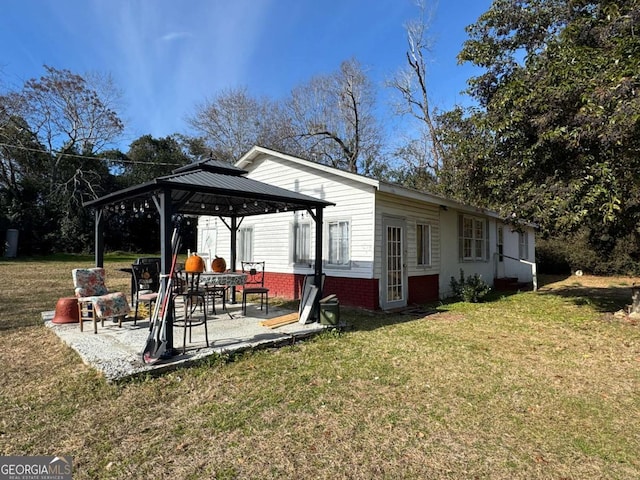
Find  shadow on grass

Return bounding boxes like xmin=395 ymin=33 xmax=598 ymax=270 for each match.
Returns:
xmin=323 ymin=278 xmax=635 ymax=333
xmin=272 ymin=298 xmax=450 ymax=333
xmin=536 ymin=274 xmax=633 ymax=313
xmin=538 ymin=284 xmax=631 ymax=313
xmin=252 ymin=274 xmax=635 ymax=336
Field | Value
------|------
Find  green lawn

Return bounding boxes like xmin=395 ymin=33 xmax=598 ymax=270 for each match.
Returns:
xmin=1 ymin=258 xmax=639 ymax=479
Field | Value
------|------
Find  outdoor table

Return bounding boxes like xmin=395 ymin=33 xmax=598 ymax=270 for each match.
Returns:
xmin=199 ymin=272 xmax=247 ymax=287
xmin=199 ymin=272 xmax=247 ymax=317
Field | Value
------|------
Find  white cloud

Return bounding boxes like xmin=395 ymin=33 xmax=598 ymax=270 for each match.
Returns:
xmin=160 ymin=32 xmax=192 ymax=42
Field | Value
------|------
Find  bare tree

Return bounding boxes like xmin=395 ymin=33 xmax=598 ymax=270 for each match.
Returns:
xmin=187 ymin=87 xmax=292 ymax=163
xmin=19 ymin=66 xmax=123 ymax=156
xmin=287 ymin=58 xmax=382 ymax=175
xmin=388 ymin=0 xmax=445 ymax=181
xmin=6 ymin=66 xmax=124 ymax=205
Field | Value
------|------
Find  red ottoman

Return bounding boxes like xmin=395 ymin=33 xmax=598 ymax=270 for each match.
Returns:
xmin=52 ymin=297 xmax=80 ymax=324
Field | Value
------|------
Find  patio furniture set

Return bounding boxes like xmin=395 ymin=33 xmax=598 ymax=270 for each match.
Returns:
xmin=53 ymin=259 xmax=269 ymax=354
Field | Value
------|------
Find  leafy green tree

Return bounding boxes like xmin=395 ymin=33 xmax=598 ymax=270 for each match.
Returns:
xmin=119 ymin=134 xmax=191 ymax=187
xmin=446 ymin=0 xmax=640 ymax=253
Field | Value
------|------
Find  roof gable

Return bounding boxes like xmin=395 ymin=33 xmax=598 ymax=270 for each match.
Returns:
xmin=237 ymin=146 xmax=504 ymax=219
xmin=237 ymin=146 xmax=380 ymax=188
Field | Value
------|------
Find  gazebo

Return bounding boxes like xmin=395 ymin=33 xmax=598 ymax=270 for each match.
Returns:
xmin=83 ymin=158 xmax=335 ymax=355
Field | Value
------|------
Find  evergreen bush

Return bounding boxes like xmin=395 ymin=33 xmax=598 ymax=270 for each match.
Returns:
xmin=450 ymin=269 xmax=491 ymax=303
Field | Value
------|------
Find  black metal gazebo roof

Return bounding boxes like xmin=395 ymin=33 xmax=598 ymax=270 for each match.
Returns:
xmin=84 ymin=158 xmax=334 ymax=217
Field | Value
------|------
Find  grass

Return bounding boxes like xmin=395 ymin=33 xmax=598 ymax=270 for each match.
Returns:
xmin=1 ymin=258 xmax=639 ymax=479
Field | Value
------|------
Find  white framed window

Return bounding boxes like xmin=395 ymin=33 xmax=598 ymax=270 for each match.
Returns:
xmin=519 ymin=231 xmax=529 ymax=260
xmin=459 ymin=214 xmax=487 ymax=261
xmin=293 ymin=222 xmax=311 ymax=265
xmin=417 ymin=223 xmax=431 ymax=266
xmin=238 ymin=227 xmax=253 ymax=262
xmin=497 ymin=226 xmax=504 ymax=262
xmin=327 ymin=220 xmax=350 ymax=266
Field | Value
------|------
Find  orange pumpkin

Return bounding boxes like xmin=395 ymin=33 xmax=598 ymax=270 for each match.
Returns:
xmin=184 ymin=253 xmax=205 ymax=273
xmin=211 ymin=256 xmax=226 ymax=273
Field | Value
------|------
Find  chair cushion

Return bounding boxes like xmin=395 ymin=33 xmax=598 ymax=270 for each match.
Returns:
xmin=73 ymin=268 xmax=109 ymax=297
xmin=79 ymin=292 xmax=130 ymax=318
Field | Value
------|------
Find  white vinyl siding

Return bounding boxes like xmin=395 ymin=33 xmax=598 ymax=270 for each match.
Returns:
xmin=374 ymin=192 xmax=440 ymax=279
xmin=213 ymin=154 xmax=375 ymax=278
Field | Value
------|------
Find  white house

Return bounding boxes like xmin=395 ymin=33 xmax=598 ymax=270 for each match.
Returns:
xmin=197 ymin=146 xmax=536 ymax=310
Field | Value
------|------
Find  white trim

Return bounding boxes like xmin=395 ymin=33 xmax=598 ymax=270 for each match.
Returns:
xmin=460 ymin=214 xmax=488 ymax=262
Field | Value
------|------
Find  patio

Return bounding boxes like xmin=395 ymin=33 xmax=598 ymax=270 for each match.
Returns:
xmin=80 ymin=158 xmax=335 ymax=363
xmin=42 ymin=301 xmax=326 ymax=382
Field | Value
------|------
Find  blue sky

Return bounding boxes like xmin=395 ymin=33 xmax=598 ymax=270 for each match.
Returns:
xmin=2 ymin=0 xmax=491 ymax=151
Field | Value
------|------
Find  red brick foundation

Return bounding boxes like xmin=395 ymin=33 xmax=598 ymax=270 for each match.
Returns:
xmin=263 ymin=272 xmax=379 ymax=310
xmin=322 ymin=276 xmax=379 ymax=310
xmin=407 ymin=274 xmax=439 ymax=304
xmin=263 ymin=272 xmax=439 ymax=310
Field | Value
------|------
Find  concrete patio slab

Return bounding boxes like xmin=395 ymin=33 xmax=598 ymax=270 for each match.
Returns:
xmin=42 ymin=302 xmax=326 ymax=381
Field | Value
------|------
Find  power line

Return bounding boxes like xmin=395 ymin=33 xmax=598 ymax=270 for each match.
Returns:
xmin=0 ymin=141 xmax=181 ymax=166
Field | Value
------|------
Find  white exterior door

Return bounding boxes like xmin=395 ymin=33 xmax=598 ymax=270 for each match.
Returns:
xmin=382 ymin=217 xmax=407 ymax=310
